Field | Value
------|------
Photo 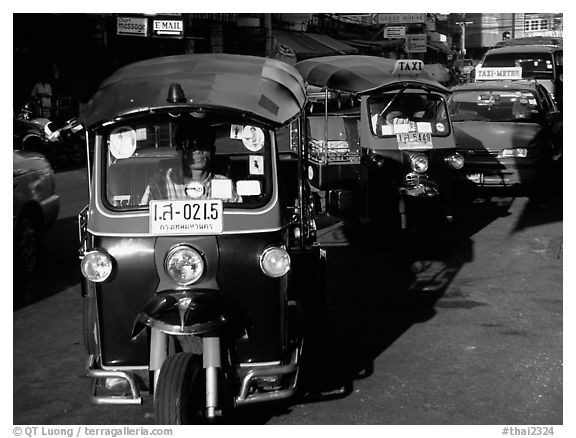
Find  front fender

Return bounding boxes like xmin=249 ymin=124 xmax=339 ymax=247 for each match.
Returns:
xmin=131 ymin=289 xmax=246 ymax=338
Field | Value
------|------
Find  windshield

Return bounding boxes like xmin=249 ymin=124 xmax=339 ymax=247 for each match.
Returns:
xmin=368 ymin=92 xmax=450 ymax=137
xmin=482 ymin=52 xmax=555 ymax=79
xmin=103 ymin=114 xmax=272 ymax=211
xmin=449 ymin=89 xmax=542 ymax=122
xmin=307 ymin=115 xmax=361 ymax=162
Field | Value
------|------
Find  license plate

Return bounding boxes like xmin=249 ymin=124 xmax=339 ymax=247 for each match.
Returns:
xmin=149 ymin=200 xmax=223 ymax=235
xmin=396 ymin=132 xmax=433 ymax=149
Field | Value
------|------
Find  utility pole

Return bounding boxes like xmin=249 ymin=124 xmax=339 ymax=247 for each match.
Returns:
xmin=455 ymin=20 xmax=473 ymax=56
xmin=264 ymin=13 xmax=273 ymax=58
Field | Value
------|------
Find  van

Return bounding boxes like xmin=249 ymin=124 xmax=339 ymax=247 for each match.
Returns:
xmin=480 ymin=44 xmax=563 ymax=109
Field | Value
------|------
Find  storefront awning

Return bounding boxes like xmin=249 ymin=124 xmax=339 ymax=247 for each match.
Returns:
xmin=273 ymin=30 xmax=358 ymax=60
xmin=345 ymin=39 xmax=405 ymax=49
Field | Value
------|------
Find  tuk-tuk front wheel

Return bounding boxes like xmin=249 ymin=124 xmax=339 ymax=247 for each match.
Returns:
xmin=155 ymin=353 xmax=206 ymax=425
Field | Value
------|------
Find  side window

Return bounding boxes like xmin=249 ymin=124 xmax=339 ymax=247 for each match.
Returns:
xmin=537 ymin=85 xmax=556 ymax=112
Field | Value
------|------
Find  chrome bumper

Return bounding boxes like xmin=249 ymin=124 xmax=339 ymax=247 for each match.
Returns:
xmin=235 ymin=346 xmax=301 ymax=407
xmin=85 ymin=354 xmax=143 ymax=405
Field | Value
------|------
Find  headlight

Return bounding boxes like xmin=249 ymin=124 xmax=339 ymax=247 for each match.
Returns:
xmin=445 ymin=153 xmax=465 ymax=169
xmin=409 ymin=154 xmax=429 ymax=173
xmin=81 ymin=250 xmax=113 ymax=282
xmin=260 ymin=247 xmax=291 ymax=278
xmin=165 ymin=245 xmax=204 ymax=286
xmin=499 ymin=148 xmax=527 ymax=158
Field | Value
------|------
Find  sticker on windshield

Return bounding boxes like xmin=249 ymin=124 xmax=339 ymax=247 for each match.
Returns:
xmin=249 ymin=155 xmax=264 ymax=175
xmin=230 ymin=124 xmax=243 ymax=140
xmin=210 ymin=179 xmax=234 ymax=200
xmin=109 ymin=127 xmax=137 ymax=159
xmin=416 ymin=122 xmax=432 ymax=133
xmin=185 ymin=181 xmax=205 ymax=199
xmin=242 ymin=126 xmax=265 ymax=151
xmin=237 ymin=180 xmax=261 ymax=196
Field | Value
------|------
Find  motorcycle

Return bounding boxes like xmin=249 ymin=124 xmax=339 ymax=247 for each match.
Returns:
xmin=15 ymin=99 xmax=85 ymax=164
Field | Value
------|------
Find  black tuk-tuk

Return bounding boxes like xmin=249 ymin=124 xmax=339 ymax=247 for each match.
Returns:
xmin=294 ymin=56 xmax=464 ymax=231
xmin=77 ymin=53 xmax=325 ymax=424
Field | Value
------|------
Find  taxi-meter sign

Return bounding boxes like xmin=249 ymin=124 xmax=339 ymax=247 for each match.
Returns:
xmin=476 ymin=67 xmax=523 ymax=81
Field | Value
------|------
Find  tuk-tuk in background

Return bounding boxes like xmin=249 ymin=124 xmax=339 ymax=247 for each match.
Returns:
xmin=77 ymin=53 xmax=325 ymax=424
xmin=294 ymin=55 xmax=464 ymax=232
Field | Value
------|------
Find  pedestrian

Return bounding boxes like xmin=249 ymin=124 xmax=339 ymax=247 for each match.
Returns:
xmin=30 ymin=73 xmax=53 ymax=119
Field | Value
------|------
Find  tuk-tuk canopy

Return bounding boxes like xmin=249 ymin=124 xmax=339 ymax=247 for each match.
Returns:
xmin=81 ymin=54 xmax=307 ymax=129
xmin=296 ymin=55 xmax=449 ymax=95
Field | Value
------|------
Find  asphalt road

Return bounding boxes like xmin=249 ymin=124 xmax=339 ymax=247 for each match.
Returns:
xmin=12 ymin=166 xmax=562 ymax=426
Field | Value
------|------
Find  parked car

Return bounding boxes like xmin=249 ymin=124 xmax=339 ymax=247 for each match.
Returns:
xmin=449 ymin=79 xmax=562 ymax=190
xmin=13 ymin=150 xmax=60 ymax=274
xmin=306 ymin=84 xmax=355 ymax=112
xmin=13 ymin=117 xmax=47 ymax=152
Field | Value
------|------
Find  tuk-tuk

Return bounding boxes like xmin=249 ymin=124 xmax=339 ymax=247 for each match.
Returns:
xmin=77 ymin=53 xmax=325 ymax=424
xmin=294 ymin=56 xmax=464 ymax=231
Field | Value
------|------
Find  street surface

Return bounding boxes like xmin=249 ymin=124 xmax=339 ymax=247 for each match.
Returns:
xmin=12 ymin=166 xmax=562 ymax=425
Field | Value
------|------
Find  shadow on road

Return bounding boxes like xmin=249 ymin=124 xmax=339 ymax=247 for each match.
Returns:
xmin=13 ymin=215 xmax=81 ymax=310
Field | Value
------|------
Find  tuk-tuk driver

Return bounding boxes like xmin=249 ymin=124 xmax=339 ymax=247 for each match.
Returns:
xmin=140 ymin=117 xmax=241 ymax=204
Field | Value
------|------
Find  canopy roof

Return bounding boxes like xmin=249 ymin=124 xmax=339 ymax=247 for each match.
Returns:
xmin=81 ymin=53 xmax=307 ymax=128
xmin=295 ymin=55 xmax=449 ymax=94
xmin=273 ymin=30 xmax=358 ymax=59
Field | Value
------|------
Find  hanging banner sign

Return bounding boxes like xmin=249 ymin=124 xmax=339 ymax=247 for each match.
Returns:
xmin=378 ymin=14 xmax=426 ymax=24
xmin=117 ymin=17 xmax=148 ymax=37
xmin=384 ymin=26 xmax=406 ymax=39
xmin=405 ymin=34 xmax=427 ymax=53
xmin=153 ymin=20 xmax=184 ymax=38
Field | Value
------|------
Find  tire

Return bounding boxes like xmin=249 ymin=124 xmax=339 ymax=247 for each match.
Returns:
xmin=14 ymin=214 xmax=42 ymax=275
xmin=155 ymin=353 xmax=206 ymax=425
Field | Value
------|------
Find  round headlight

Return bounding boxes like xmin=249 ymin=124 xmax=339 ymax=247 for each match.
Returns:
xmin=260 ymin=247 xmax=291 ymax=278
xmin=165 ymin=245 xmax=204 ymax=286
xmin=446 ymin=153 xmax=465 ymax=169
xmin=81 ymin=250 xmax=113 ymax=282
xmin=410 ymin=154 xmax=429 ymax=173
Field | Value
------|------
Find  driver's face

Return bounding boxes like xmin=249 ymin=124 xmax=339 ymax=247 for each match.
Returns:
xmin=184 ymin=148 xmax=211 ymax=170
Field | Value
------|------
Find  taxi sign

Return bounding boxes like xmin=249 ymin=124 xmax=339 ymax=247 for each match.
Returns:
xmin=475 ymin=67 xmax=523 ymax=81
xmin=392 ymin=59 xmax=425 ymax=75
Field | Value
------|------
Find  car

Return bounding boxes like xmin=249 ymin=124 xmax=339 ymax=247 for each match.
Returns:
xmin=306 ymin=84 xmax=354 ymax=112
xmin=480 ymin=44 xmax=563 ymax=108
xmin=449 ymin=79 xmax=562 ymax=191
xmin=452 ymin=59 xmax=480 ymax=82
xmin=13 ymin=150 xmax=60 ymax=274
xmin=13 ymin=117 xmax=47 ymax=152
